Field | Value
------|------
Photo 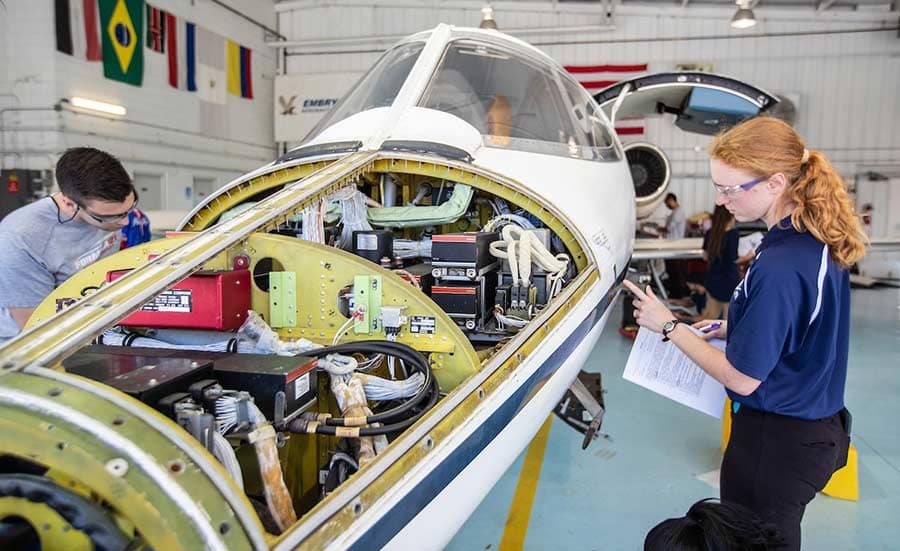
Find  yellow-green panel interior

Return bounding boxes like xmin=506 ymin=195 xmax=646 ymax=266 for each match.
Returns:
xmin=0 ymin=371 xmax=261 ymax=550
xmin=182 ymin=160 xmax=334 ymax=231
xmin=11 ymin=150 xmax=597 ymax=549
xmin=31 ymin=234 xmax=478 ymax=392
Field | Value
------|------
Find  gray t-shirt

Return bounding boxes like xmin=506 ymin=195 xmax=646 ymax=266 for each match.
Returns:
xmin=0 ymin=198 xmax=120 ymax=339
xmin=665 ymin=205 xmax=687 ymax=239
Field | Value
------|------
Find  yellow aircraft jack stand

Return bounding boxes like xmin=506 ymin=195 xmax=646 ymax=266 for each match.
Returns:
xmin=721 ymin=399 xmax=858 ymax=501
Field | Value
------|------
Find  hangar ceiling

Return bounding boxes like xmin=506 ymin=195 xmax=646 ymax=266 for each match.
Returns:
xmin=504 ymin=0 xmax=896 ymax=12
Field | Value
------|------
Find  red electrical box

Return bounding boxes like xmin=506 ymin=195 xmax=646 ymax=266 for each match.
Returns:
xmin=107 ymin=269 xmax=251 ymax=331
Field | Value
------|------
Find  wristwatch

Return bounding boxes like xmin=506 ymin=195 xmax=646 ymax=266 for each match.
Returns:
xmin=661 ymin=319 xmax=681 ymax=342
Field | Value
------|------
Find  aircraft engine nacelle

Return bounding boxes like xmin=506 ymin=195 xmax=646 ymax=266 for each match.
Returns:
xmin=624 ymin=142 xmax=670 ymax=220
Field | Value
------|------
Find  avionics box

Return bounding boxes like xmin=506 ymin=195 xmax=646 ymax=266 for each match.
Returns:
xmin=107 ymin=269 xmax=251 ymax=331
xmin=431 ymin=232 xmax=500 ymax=278
xmin=212 ymin=354 xmax=318 ymax=421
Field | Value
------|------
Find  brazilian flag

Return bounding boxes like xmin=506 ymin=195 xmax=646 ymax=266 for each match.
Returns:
xmin=99 ymin=0 xmax=144 ymax=86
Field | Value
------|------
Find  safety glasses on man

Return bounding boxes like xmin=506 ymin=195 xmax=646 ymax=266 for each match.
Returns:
xmin=76 ymin=191 xmax=139 ymax=223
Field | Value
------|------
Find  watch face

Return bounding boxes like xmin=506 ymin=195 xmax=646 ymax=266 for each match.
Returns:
xmin=663 ymin=320 xmax=676 ymax=333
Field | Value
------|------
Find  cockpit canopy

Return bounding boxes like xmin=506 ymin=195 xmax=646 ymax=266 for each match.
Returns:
xmin=307 ymin=29 xmax=620 ymax=162
xmin=310 ymin=41 xmax=427 ymax=138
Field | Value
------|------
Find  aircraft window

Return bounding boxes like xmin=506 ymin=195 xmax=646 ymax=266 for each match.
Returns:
xmin=561 ymin=77 xmax=619 ymax=158
xmin=420 ymin=41 xmax=618 ymax=161
xmin=305 ymin=42 xmax=426 ymax=141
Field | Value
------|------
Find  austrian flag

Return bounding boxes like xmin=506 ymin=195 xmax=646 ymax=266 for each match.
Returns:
xmin=565 ymin=63 xmax=648 ymax=139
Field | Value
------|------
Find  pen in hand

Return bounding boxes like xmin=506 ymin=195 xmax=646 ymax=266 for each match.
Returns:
xmin=701 ymin=322 xmax=722 ymax=334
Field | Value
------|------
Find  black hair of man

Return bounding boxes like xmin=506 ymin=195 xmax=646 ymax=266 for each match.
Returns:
xmin=644 ymin=498 xmax=786 ymax=551
xmin=665 ymin=192 xmax=678 ymax=203
xmin=56 ymin=147 xmax=133 ymax=203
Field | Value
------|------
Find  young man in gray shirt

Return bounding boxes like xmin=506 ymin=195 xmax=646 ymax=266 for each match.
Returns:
xmin=661 ymin=192 xmax=689 ymax=298
xmin=0 ymin=147 xmax=136 ymax=341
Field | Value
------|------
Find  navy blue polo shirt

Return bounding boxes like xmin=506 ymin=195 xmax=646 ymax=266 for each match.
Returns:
xmin=703 ymin=228 xmax=740 ymax=302
xmin=726 ymin=217 xmax=850 ymax=420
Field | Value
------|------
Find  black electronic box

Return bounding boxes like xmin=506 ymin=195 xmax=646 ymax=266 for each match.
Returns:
xmin=63 ymin=348 xmax=215 ymax=406
xmin=212 ymin=354 xmax=318 ymax=421
xmin=431 ymin=232 xmax=500 ymax=275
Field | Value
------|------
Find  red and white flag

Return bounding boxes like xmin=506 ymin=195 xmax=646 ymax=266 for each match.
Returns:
xmin=565 ymin=63 xmax=648 ymax=139
xmin=55 ymin=0 xmax=102 ymax=61
xmin=166 ymin=12 xmax=181 ymax=88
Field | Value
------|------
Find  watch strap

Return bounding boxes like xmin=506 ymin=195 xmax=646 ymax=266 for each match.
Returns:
xmin=662 ymin=319 xmax=682 ymax=342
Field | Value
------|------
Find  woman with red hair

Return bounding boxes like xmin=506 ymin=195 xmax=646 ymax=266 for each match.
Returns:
xmin=626 ymin=117 xmax=865 ymax=551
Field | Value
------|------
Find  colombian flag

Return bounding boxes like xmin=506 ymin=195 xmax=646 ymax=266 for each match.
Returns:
xmin=226 ymin=40 xmax=253 ymax=99
xmin=99 ymin=0 xmax=144 ymax=86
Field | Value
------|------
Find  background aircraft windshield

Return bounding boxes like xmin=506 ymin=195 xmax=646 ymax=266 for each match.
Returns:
xmin=419 ymin=40 xmax=619 ymax=161
xmin=306 ymin=42 xmax=426 ymax=140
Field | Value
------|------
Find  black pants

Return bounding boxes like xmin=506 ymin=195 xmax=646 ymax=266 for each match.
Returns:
xmin=721 ymin=406 xmax=849 ymax=551
xmin=664 ymin=259 xmax=690 ymax=298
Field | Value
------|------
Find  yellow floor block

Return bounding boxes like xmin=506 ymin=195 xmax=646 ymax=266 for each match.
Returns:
xmin=721 ymin=398 xmax=858 ymax=501
xmin=822 ymin=445 xmax=859 ymax=501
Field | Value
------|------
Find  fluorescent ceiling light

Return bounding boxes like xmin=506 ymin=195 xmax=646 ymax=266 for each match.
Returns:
xmin=730 ymin=1 xmax=757 ymax=29
xmin=70 ymin=97 xmax=127 ymax=116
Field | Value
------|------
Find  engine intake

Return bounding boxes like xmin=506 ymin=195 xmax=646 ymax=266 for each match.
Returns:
xmin=624 ymin=142 xmax=670 ymax=219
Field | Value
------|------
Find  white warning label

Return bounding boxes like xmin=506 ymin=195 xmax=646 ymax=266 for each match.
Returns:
xmin=295 ymin=373 xmax=310 ymax=400
xmin=410 ymin=316 xmax=436 ymax=334
xmin=140 ymin=290 xmax=193 ymax=313
xmin=356 ymin=234 xmax=379 ymax=250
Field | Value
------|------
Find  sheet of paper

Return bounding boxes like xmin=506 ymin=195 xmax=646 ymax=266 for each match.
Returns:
xmin=623 ymin=327 xmax=727 ymax=418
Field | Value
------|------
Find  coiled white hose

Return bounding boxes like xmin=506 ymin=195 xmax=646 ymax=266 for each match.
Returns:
xmin=489 ymin=225 xmax=569 ymax=296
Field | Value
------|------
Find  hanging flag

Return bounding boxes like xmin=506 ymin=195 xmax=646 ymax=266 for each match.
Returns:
xmin=195 ymin=26 xmax=226 ymax=105
xmin=565 ymin=63 xmax=648 ymax=139
xmin=226 ymin=40 xmax=240 ymax=96
xmin=99 ymin=0 xmax=144 ymax=86
xmin=55 ymin=0 xmax=74 ymax=55
xmin=564 ymin=63 xmax=648 ymax=93
xmin=145 ymin=4 xmax=166 ymax=53
xmin=84 ymin=0 xmax=102 ymax=60
xmin=55 ymin=0 xmax=102 ymax=61
xmin=185 ymin=21 xmax=196 ymax=91
xmin=226 ymin=40 xmax=253 ymax=99
xmin=166 ymin=12 xmax=181 ymax=88
xmin=240 ymin=47 xmax=253 ymax=99
xmin=194 ymin=26 xmax=227 ymax=137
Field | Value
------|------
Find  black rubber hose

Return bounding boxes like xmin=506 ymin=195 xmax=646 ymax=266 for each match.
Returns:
xmin=303 ymin=341 xmax=436 ymax=426
xmin=0 ymin=474 xmax=132 ymax=551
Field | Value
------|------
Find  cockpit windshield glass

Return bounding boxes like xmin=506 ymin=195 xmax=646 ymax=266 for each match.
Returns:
xmin=419 ymin=40 xmax=618 ymax=161
xmin=560 ymin=76 xmax=618 ymax=151
xmin=305 ymin=42 xmax=426 ymax=141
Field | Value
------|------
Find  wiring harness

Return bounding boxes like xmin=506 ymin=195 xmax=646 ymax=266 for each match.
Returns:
xmin=287 ymin=340 xmax=439 ymax=438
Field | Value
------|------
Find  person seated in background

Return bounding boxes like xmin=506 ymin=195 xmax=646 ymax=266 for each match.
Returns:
xmin=645 ymin=498 xmax=786 ymax=551
xmin=485 ymin=93 xmax=513 ymax=146
xmin=701 ymin=205 xmax=741 ymax=319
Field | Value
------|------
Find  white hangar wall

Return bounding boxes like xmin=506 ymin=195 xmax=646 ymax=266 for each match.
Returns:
xmin=275 ymin=0 xmax=900 ymax=221
xmin=0 ymin=0 xmax=278 ymax=211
